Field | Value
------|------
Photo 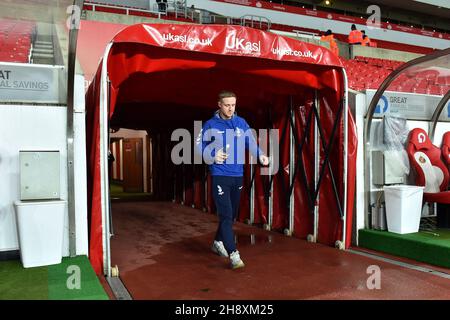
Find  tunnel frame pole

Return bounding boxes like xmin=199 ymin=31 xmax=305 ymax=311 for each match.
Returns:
xmin=203 ymin=165 xmax=208 ymax=212
xmin=249 ymin=157 xmax=255 ymax=224
xmin=288 ymin=96 xmax=295 ymax=235
xmin=268 ymin=129 xmax=274 ymax=229
xmin=99 ymin=42 xmax=113 ymax=277
xmin=67 ymin=0 xmax=85 ymax=257
xmin=182 ymin=164 xmax=186 ymax=205
xmin=107 ymin=82 xmax=114 ymax=238
xmin=341 ymin=68 xmax=349 ymax=249
xmin=192 ymin=166 xmax=196 ymax=208
xmin=172 ymin=166 xmax=177 ymax=203
xmin=313 ymin=90 xmax=320 ymax=242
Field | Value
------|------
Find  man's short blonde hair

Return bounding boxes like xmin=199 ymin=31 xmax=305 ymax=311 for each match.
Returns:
xmin=218 ymin=90 xmax=236 ymax=102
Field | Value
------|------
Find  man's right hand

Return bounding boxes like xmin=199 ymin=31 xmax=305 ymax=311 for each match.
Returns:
xmin=259 ymin=154 xmax=270 ymax=166
xmin=214 ymin=147 xmax=228 ymax=164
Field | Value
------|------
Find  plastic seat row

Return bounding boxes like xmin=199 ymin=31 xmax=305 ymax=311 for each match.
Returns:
xmin=0 ymin=19 xmax=35 ymax=63
xmin=343 ymin=57 xmax=450 ymax=95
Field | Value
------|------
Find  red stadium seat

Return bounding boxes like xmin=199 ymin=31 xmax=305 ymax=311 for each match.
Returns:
xmin=427 ymin=85 xmax=443 ymax=95
xmin=441 ymin=132 xmax=450 ymax=167
xmin=343 ymin=55 xmax=446 ymax=95
xmin=407 ymin=128 xmax=450 ymax=203
xmin=0 ymin=18 xmax=34 ymax=63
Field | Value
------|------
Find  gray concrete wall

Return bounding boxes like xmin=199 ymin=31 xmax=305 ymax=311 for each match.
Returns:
xmin=351 ymin=45 xmax=423 ymax=62
xmin=269 ymin=30 xmax=331 ymax=50
xmin=88 ymin=0 xmax=150 ymax=10
xmin=84 ymin=10 xmax=189 ymax=25
xmin=336 ymin=40 xmax=350 ymax=59
xmin=88 ymin=0 xmax=188 ymax=13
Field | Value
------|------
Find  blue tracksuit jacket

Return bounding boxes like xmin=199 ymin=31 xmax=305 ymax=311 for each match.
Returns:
xmin=196 ymin=111 xmax=263 ymax=176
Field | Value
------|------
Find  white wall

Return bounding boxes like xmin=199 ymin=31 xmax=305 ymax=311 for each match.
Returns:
xmin=73 ymin=75 xmax=89 ymax=256
xmin=188 ymin=0 xmax=450 ymax=50
xmin=0 ymin=75 xmax=88 ymax=256
xmin=350 ymin=90 xmax=367 ymax=243
xmin=110 ymin=129 xmax=149 ymax=192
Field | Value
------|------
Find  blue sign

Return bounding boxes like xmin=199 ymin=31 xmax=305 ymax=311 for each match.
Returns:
xmin=374 ymin=95 xmax=389 ymax=114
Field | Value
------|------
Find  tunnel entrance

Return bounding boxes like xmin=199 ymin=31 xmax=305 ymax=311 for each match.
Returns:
xmin=86 ymin=24 xmax=356 ymax=277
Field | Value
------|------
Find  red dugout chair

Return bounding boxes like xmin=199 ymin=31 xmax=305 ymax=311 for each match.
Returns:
xmin=441 ymin=132 xmax=450 ymax=166
xmin=406 ymin=128 xmax=450 ymax=203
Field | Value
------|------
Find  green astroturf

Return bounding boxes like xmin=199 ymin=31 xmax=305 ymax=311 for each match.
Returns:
xmin=0 ymin=255 xmax=109 ymax=300
xmin=110 ymin=182 xmax=151 ymax=200
xmin=358 ymin=228 xmax=450 ymax=269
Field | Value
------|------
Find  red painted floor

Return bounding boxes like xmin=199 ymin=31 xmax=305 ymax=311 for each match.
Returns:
xmin=110 ymin=201 xmax=450 ymax=300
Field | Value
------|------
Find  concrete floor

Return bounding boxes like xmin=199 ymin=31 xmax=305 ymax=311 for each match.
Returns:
xmin=109 ymin=201 xmax=450 ymax=300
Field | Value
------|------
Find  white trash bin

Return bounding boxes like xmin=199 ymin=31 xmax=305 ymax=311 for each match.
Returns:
xmin=383 ymin=185 xmax=424 ymax=234
xmin=14 ymin=200 xmax=66 ymax=268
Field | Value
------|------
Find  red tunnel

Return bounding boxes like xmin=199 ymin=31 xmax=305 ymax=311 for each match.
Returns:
xmin=86 ymin=24 xmax=357 ymax=275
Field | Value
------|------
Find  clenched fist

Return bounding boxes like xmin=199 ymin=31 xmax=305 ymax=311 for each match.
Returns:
xmin=214 ymin=146 xmax=229 ymax=164
xmin=259 ymin=155 xmax=270 ymax=166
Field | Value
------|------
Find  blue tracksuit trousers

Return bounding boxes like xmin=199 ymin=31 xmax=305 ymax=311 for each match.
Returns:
xmin=211 ymin=175 xmax=243 ymax=254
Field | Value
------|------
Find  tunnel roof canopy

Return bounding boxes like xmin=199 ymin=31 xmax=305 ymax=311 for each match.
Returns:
xmin=88 ymin=24 xmax=346 ymax=127
xmin=109 ymin=23 xmax=343 ymax=68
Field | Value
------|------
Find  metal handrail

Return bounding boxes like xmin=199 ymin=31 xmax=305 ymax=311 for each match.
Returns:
xmin=292 ymin=29 xmax=319 ymax=37
xmin=85 ymin=1 xmax=166 ymax=19
xmin=429 ymin=90 xmax=450 ymax=141
xmin=240 ymin=14 xmax=271 ymax=30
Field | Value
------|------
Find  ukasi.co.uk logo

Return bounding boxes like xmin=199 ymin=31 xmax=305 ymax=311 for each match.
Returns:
xmin=225 ymin=32 xmax=261 ymax=54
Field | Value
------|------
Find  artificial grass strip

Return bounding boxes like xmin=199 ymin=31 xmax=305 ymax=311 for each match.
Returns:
xmin=0 ymin=260 xmax=48 ymax=300
xmin=110 ymin=183 xmax=151 ymax=200
xmin=47 ymin=256 xmax=109 ymax=300
xmin=358 ymin=228 xmax=450 ymax=268
xmin=0 ymin=256 xmax=109 ymax=300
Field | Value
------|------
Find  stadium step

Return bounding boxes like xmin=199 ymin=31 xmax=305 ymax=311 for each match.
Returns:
xmin=32 ymin=39 xmax=54 ymax=65
xmin=33 ymin=47 xmax=53 ymax=54
xmin=35 ymin=40 xmax=52 ymax=46
xmin=32 ymin=37 xmax=54 ymax=64
xmin=31 ymin=53 xmax=54 ymax=65
xmin=33 ymin=45 xmax=53 ymax=51
xmin=35 ymin=44 xmax=53 ymax=49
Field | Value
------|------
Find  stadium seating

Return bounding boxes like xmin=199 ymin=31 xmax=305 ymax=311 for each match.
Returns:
xmin=269 ymin=23 xmax=433 ymax=55
xmin=80 ymin=2 xmax=449 ymax=96
xmin=342 ymin=56 xmax=450 ymax=95
xmin=82 ymin=1 xmax=435 ymax=55
xmin=0 ymin=18 xmax=35 ymax=63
